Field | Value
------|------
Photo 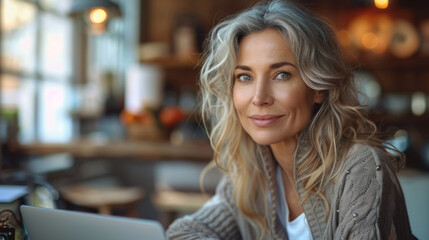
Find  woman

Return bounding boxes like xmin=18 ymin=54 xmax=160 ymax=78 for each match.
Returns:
xmin=167 ymin=0 xmax=415 ymax=239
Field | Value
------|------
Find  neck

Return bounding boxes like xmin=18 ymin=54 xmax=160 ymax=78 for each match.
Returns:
xmin=270 ymin=136 xmax=298 ymax=177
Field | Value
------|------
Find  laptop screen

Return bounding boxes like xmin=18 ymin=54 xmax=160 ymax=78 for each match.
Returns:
xmin=20 ymin=205 xmax=167 ymax=240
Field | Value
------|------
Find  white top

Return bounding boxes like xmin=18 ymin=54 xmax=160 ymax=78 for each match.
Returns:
xmin=276 ymin=166 xmax=313 ymax=240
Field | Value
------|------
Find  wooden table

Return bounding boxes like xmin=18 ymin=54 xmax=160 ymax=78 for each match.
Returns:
xmin=16 ymin=139 xmax=215 ymax=221
xmin=17 ymin=139 xmax=213 ymax=162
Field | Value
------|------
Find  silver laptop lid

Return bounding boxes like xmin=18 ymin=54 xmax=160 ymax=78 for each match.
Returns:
xmin=20 ymin=205 xmax=166 ymax=240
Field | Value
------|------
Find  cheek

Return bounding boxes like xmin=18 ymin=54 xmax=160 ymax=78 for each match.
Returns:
xmin=232 ymin=86 xmax=247 ymax=113
xmin=276 ymin=87 xmax=314 ymax=113
xmin=275 ymin=88 xmax=299 ymax=107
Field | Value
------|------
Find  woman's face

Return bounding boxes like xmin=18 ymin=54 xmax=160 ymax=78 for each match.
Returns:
xmin=233 ymin=28 xmax=323 ymax=145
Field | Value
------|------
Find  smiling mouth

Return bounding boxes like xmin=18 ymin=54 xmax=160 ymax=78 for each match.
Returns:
xmin=249 ymin=115 xmax=284 ymax=127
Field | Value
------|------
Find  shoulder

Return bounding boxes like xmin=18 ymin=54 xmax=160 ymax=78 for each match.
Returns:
xmin=336 ymin=144 xmax=388 ymax=211
xmin=342 ymin=144 xmax=396 ymax=180
xmin=338 ymin=144 xmax=399 ymax=204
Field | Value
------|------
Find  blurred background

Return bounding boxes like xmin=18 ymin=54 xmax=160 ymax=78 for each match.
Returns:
xmin=0 ymin=0 xmax=428 ymax=239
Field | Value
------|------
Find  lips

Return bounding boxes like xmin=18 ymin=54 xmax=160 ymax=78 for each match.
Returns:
xmin=249 ymin=114 xmax=284 ymax=127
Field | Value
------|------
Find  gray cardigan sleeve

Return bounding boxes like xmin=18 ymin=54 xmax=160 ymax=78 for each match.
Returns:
xmin=166 ymin=176 xmax=242 ymax=240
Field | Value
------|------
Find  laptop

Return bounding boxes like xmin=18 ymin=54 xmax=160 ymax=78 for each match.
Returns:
xmin=20 ymin=205 xmax=167 ymax=240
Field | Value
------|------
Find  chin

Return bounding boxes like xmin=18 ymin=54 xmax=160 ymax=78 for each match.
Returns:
xmin=249 ymin=134 xmax=282 ymax=146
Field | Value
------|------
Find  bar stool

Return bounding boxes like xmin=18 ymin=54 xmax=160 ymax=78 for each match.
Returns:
xmin=61 ymin=184 xmax=144 ymax=217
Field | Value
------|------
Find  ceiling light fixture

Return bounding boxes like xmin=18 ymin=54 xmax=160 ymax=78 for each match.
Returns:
xmin=68 ymin=0 xmax=121 ymax=34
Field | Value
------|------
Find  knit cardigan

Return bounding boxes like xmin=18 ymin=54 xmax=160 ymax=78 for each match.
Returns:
xmin=167 ymin=139 xmax=415 ymax=239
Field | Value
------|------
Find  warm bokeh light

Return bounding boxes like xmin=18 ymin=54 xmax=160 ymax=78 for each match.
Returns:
xmin=373 ymin=39 xmax=387 ymax=54
xmin=374 ymin=0 xmax=389 ymax=9
xmin=362 ymin=32 xmax=379 ymax=50
xmin=390 ymin=19 xmax=420 ymax=58
xmin=89 ymin=8 xmax=108 ymax=24
xmin=337 ymin=29 xmax=351 ymax=47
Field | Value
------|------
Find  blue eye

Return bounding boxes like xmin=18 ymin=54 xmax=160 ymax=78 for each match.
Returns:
xmin=237 ymin=74 xmax=252 ymax=82
xmin=276 ymin=72 xmax=291 ymax=80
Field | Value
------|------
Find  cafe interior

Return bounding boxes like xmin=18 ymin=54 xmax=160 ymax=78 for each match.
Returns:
xmin=0 ymin=0 xmax=428 ymax=238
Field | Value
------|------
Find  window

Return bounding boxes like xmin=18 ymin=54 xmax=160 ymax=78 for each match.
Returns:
xmin=1 ymin=0 xmax=135 ymax=144
xmin=1 ymin=0 xmax=73 ymax=143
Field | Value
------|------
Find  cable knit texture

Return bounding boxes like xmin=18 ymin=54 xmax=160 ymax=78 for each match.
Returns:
xmin=167 ymin=139 xmax=415 ymax=240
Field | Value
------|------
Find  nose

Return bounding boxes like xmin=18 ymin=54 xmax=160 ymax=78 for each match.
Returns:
xmin=252 ymin=79 xmax=274 ymax=106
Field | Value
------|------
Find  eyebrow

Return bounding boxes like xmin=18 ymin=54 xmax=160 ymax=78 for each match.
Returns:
xmin=235 ymin=61 xmax=297 ymax=70
xmin=271 ymin=62 xmax=297 ymax=69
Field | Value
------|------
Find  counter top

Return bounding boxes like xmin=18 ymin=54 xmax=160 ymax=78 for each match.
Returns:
xmin=17 ymin=140 xmax=213 ymax=162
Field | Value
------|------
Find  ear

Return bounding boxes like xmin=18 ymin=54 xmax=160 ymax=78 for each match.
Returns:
xmin=314 ymin=91 xmax=325 ymax=104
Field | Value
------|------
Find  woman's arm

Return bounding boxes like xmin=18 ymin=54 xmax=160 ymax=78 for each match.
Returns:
xmin=166 ymin=176 xmax=242 ymax=240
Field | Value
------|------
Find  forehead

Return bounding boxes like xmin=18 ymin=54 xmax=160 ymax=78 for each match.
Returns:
xmin=236 ymin=29 xmax=296 ymax=65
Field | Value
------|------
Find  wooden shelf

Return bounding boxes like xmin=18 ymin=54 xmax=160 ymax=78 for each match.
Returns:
xmin=17 ymin=139 xmax=213 ymax=162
